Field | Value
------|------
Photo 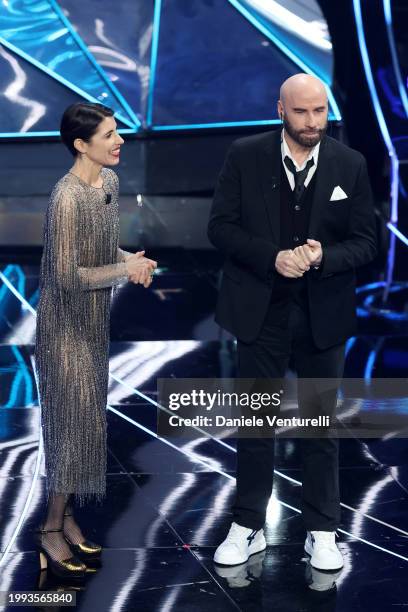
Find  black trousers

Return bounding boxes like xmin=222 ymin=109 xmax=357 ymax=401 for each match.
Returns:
xmin=233 ymin=298 xmax=345 ymax=531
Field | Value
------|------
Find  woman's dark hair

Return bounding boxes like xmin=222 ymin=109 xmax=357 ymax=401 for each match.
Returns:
xmin=60 ymin=103 xmax=115 ymax=156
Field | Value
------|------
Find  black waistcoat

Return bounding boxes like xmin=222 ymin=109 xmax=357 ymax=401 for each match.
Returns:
xmin=270 ymin=161 xmax=317 ymax=307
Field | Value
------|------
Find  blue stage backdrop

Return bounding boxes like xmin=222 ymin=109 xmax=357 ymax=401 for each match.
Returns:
xmin=0 ymin=0 xmax=340 ymax=137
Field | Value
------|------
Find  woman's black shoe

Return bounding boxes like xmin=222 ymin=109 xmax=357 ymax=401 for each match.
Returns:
xmin=35 ymin=527 xmax=87 ymax=579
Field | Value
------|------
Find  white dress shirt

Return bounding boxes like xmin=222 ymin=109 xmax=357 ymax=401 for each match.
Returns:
xmin=281 ymin=129 xmax=320 ymax=190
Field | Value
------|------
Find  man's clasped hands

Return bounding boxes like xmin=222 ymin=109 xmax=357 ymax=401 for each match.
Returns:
xmin=124 ymin=251 xmax=158 ymax=288
xmin=275 ymin=239 xmax=322 ymax=278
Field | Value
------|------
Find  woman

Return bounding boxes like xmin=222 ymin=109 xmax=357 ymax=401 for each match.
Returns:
xmin=34 ymin=102 xmax=156 ymax=578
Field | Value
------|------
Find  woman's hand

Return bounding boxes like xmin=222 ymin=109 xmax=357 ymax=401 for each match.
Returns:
xmin=125 ymin=251 xmax=157 ymax=288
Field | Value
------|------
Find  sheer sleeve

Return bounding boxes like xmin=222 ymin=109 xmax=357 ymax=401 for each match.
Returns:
xmin=78 ymin=260 xmax=129 ymax=290
xmin=117 ymin=247 xmax=134 ymax=262
xmin=49 ymin=185 xmax=129 ymax=292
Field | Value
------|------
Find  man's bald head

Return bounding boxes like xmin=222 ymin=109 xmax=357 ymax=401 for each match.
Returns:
xmin=277 ymin=73 xmax=328 ymax=149
xmin=279 ymin=73 xmax=327 ymax=106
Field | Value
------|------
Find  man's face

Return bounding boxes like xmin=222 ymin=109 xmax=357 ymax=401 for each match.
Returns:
xmin=280 ymin=91 xmax=328 ymax=148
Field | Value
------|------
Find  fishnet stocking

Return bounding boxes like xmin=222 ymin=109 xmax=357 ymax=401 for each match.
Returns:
xmin=41 ymin=494 xmax=73 ymax=562
xmin=63 ymin=501 xmax=86 ymax=545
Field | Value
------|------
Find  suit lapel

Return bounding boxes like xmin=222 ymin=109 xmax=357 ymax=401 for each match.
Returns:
xmin=308 ymin=136 xmax=335 ymax=239
xmin=257 ymin=131 xmax=282 ymax=244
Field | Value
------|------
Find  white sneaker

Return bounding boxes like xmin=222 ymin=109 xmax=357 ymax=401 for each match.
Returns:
xmin=304 ymin=531 xmax=344 ymax=571
xmin=214 ymin=522 xmax=266 ymax=566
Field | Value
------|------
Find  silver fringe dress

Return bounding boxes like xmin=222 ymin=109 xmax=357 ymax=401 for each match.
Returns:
xmin=34 ymin=168 xmax=131 ymax=505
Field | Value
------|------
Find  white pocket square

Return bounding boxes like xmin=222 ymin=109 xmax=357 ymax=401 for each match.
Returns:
xmin=330 ymin=186 xmax=348 ymax=201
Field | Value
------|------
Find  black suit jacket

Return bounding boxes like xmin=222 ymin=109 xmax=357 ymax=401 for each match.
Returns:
xmin=207 ymin=130 xmax=377 ymax=349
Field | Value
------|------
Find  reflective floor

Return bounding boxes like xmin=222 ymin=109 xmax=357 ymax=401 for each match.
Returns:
xmin=0 ymin=257 xmax=407 ymax=611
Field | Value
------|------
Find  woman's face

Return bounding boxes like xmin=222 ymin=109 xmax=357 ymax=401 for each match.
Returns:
xmin=75 ymin=116 xmax=124 ymax=166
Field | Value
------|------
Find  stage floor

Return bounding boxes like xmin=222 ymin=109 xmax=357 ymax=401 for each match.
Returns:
xmin=0 ymin=253 xmax=407 ymax=611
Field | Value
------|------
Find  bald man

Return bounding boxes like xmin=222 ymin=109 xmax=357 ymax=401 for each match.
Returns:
xmin=208 ymin=74 xmax=377 ymax=570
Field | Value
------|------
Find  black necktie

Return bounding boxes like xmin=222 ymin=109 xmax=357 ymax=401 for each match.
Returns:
xmin=284 ymin=156 xmax=315 ymax=201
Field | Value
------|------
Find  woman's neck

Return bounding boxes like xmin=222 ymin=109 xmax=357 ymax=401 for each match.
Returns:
xmin=70 ymin=158 xmax=103 ymax=188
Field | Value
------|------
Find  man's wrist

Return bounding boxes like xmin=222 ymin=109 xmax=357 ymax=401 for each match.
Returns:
xmin=272 ymin=249 xmax=282 ymax=270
